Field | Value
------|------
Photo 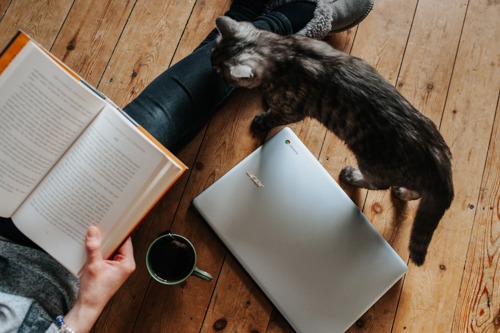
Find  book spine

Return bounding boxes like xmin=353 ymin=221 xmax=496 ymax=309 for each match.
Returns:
xmin=79 ymin=78 xmax=139 ymax=127
xmin=80 ymin=79 xmax=106 ymax=99
xmin=0 ymin=31 xmax=29 ymax=74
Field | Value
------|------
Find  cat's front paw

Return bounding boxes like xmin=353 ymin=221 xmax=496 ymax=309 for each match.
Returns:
xmin=252 ymin=112 xmax=270 ymax=132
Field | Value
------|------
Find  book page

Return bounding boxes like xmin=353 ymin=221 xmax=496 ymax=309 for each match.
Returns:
xmin=0 ymin=42 xmax=106 ymax=217
xmin=12 ymin=105 xmax=171 ymax=275
xmin=100 ymin=156 xmax=186 ymax=259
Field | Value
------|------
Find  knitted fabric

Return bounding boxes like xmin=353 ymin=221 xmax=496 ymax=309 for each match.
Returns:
xmin=265 ymin=0 xmax=374 ymax=39
xmin=0 ymin=240 xmax=79 ymax=332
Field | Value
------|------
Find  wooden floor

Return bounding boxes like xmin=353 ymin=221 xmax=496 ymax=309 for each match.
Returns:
xmin=1 ymin=0 xmax=499 ymax=332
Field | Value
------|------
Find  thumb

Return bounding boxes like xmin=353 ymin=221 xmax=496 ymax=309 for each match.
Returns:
xmin=85 ymin=225 xmax=103 ymax=262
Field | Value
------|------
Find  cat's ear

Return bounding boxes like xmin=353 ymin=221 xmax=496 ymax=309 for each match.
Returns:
xmin=215 ymin=16 xmax=245 ymax=39
xmin=229 ymin=64 xmax=254 ymax=79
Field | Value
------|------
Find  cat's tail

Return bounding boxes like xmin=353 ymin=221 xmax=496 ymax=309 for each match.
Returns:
xmin=409 ymin=180 xmax=454 ymax=266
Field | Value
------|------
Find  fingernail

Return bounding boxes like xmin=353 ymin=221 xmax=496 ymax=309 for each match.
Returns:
xmin=87 ymin=226 xmax=98 ymax=238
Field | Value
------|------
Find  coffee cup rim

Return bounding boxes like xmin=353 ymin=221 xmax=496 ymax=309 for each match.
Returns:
xmin=145 ymin=233 xmax=197 ymax=285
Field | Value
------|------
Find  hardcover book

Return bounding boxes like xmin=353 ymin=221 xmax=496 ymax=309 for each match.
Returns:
xmin=0 ymin=31 xmax=187 ymax=276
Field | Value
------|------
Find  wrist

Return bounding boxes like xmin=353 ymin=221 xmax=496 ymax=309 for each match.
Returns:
xmin=55 ymin=316 xmax=75 ymax=333
xmin=61 ymin=299 xmax=103 ymax=333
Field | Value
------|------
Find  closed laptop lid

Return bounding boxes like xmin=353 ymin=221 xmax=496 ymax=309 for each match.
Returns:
xmin=193 ymin=127 xmax=407 ymax=333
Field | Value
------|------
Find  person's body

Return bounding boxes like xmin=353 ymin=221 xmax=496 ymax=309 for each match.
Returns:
xmin=0 ymin=1 xmax=373 ymax=332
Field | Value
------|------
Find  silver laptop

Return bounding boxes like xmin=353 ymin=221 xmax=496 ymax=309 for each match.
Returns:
xmin=193 ymin=127 xmax=407 ymax=333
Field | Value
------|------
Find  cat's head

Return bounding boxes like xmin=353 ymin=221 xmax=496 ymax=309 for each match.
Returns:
xmin=211 ymin=16 xmax=270 ymax=89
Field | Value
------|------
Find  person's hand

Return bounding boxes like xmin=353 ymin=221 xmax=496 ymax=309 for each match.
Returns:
xmin=63 ymin=226 xmax=136 ymax=333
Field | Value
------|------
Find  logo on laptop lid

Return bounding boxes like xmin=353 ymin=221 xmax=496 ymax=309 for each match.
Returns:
xmin=285 ymin=139 xmax=298 ymax=155
xmin=246 ymin=171 xmax=264 ymax=188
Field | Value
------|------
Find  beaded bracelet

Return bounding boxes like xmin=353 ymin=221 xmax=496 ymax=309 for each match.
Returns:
xmin=56 ymin=315 xmax=76 ymax=333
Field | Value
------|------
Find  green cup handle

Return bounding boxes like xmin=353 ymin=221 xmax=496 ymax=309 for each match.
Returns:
xmin=192 ymin=267 xmax=213 ymax=282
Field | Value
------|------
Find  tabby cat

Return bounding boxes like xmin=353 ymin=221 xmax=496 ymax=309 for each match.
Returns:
xmin=211 ymin=16 xmax=454 ymax=266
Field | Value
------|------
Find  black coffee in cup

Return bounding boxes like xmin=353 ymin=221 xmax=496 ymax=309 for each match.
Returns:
xmin=148 ymin=236 xmax=195 ymax=282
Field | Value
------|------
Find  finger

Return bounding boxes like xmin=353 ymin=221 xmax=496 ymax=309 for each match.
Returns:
xmin=113 ymin=238 xmax=136 ymax=272
xmin=117 ymin=237 xmax=134 ymax=257
xmin=85 ymin=225 xmax=103 ymax=262
xmin=118 ymin=238 xmax=135 ymax=262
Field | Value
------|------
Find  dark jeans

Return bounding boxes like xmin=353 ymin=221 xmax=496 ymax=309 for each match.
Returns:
xmin=123 ymin=40 xmax=233 ymax=153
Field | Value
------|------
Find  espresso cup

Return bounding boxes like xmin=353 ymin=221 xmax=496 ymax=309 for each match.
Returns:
xmin=146 ymin=232 xmax=213 ymax=285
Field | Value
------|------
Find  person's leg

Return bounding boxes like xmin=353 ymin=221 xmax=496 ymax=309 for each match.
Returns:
xmin=123 ymin=44 xmax=228 ymax=152
xmin=123 ymin=2 xmax=316 ymax=153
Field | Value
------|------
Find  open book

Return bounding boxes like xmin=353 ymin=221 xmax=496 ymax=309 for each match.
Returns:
xmin=0 ymin=32 xmax=187 ymax=276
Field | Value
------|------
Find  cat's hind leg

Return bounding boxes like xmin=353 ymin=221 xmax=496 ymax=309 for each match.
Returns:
xmin=391 ymin=187 xmax=421 ymax=201
xmin=252 ymin=109 xmax=304 ymax=131
xmin=339 ymin=166 xmax=390 ymax=190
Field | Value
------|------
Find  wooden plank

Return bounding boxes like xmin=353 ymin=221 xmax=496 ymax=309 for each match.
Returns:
xmin=0 ymin=0 xmax=73 ymax=49
xmin=200 ymin=255 xmax=274 ymax=333
xmin=318 ymin=0 xmax=470 ymax=331
xmin=50 ymin=0 xmax=136 ymax=86
xmin=392 ymin=0 xmax=500 ymax=330
xmin=350 ymin=0 xmax=417 ymax=82
xmin=396 ymin=0 xmax=469 ymax=123
xmin=96 ymin=0 xmax=197 ymax=108
xmin=0 ymin=0 xmax=11 ymax=21
xmin=171 ymin=0 xmax=231 ymax=64
xmin=451 ymin=98 xmax=499 ymax=333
